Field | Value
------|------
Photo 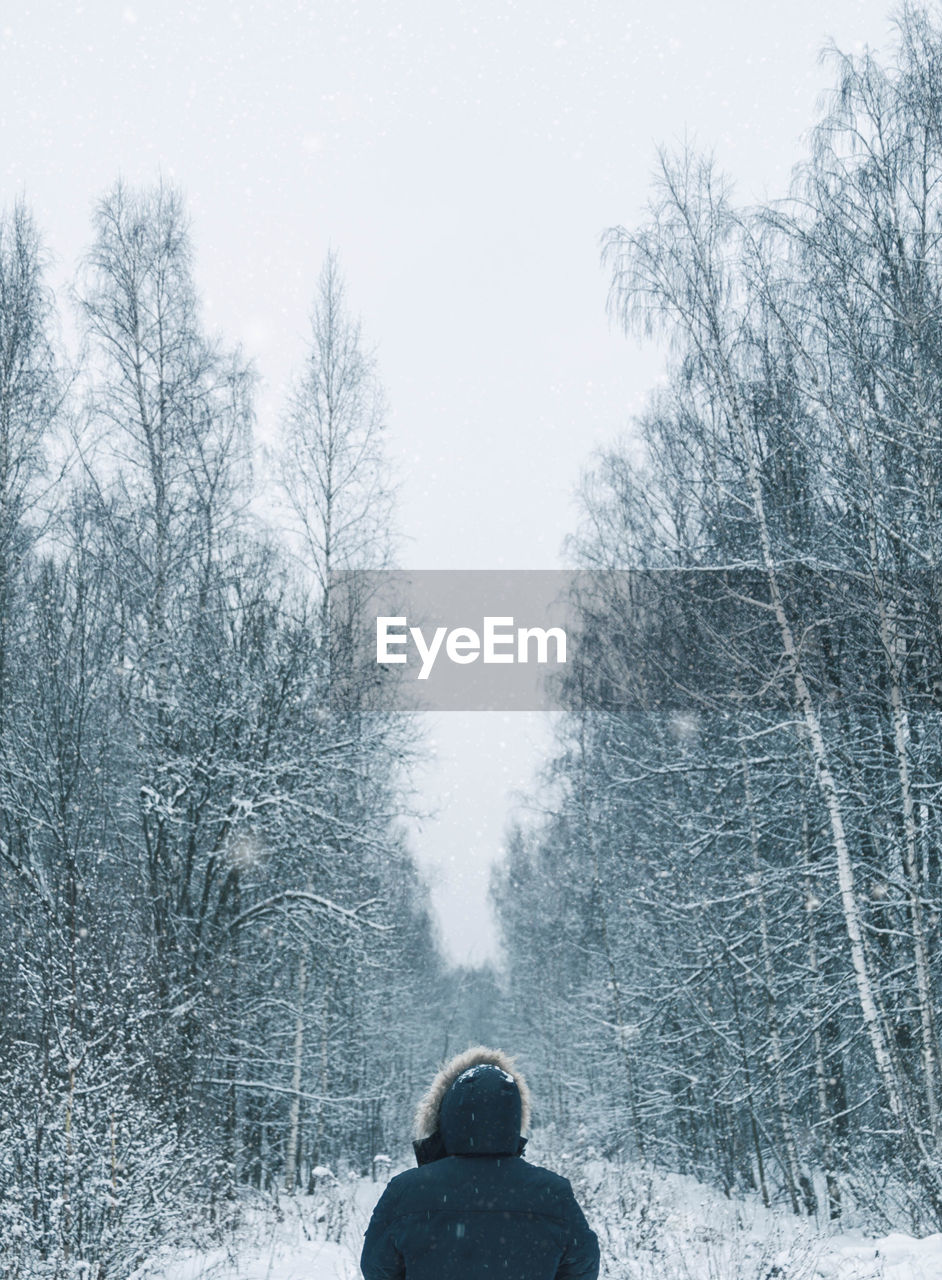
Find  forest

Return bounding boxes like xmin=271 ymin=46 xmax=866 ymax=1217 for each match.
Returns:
xmin=5 ymin=4 xmax=942 ymax=1277
xmin=497 ymin=0 xmax=942 ymax=1238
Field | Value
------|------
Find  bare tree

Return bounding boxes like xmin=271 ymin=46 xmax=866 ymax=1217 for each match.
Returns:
xmin=280 ymin=250 xmax=394 ymax=612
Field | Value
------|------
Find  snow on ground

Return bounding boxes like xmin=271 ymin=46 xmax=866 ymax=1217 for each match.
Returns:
xmin=818 ymin=1230 xmax=942 ymax=1279
xmin=132 ymin=1154 xmax=942 ymax=1280
xmin=573 ymin=1156 xmax=942 ymax=1279
xmin=130 ymin=1173 xmax=378 ymax=1280
xmin=137 ymin=1238 xmax=356 ymax=1280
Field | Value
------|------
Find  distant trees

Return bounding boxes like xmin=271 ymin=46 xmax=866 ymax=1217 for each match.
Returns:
xmin=493 ymin=2 xmax=942 ymax=1232
xmin=0 ymin=202 xmax=60 ymax=727
xmin=0 ymin=183 xmax=445 ymax=1278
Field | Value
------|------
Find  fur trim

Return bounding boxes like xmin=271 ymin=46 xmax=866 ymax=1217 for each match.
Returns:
xmin=413 ymin=1045 xmax=531 ymax=1140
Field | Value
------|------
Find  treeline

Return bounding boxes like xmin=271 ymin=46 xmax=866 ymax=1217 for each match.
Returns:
xmin=494 ymin=4 xmax=942 ymax=1232
xmin=0 ymin=183 xmax=446 ymax=1277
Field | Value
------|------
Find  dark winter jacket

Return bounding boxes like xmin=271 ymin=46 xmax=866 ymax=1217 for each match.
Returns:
xmin=360 ymin=1047 xmax=600 ymax=1280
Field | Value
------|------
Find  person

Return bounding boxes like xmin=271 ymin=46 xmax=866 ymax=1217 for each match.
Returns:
xmin=360 ymin=1046 xmax=600 ymax=1280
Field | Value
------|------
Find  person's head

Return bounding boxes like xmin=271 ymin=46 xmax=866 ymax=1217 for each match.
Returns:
xmin=412 ymin=1046 xmax=531 ymax=1163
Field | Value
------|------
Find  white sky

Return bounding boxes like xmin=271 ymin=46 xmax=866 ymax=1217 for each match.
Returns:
xmin=2 ymin=0 xmax=899 ymax=962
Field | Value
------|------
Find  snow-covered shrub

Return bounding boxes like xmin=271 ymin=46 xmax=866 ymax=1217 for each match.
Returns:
xmin=0 ymin=1056 xmax=218 ymax=1280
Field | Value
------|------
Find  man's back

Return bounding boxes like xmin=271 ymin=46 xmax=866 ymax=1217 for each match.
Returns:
xmin=362 ymin=1151 xmax=597 ymax=1280
xmin=360 ymin=1048 xmax=599 ymax=1280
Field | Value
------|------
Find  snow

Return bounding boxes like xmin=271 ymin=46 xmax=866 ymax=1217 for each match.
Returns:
xmin=131 ymin=1158 xmax=942 ymax=1280
xmin=129 ymin=1176 xmax=379 ymax=1280
xmin=819 ymin=1230 xmax=942 ymax=1279
xmin=138 ymin=1238 xmax=357 ymax=1280
xmin=454 ymin=1064 xmax=515 ymax=1084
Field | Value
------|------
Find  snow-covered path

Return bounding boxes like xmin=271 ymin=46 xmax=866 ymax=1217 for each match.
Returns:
xmin=136 ymin=1239 xmax=356 ymax=1280
xmin=134 ymin=1163 xmax=942 ymax=1280
xmin=820 ymin=1231 xmax=942 ymax=1279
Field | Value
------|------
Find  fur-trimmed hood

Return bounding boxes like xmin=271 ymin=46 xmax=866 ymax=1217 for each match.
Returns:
xmin=413 ymin=1045 xmax=531 ymax=1141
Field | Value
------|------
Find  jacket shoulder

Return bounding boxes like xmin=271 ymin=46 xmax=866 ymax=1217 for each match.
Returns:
xmin=520 ymin=1158 xmax=575 ymax=1192
xmin=518 ymin=1160 xmax=589 ymax=1218
xmin=377 ymin=1156 xmax=583 ymax=1229
xmin=375 ymin=1162 xmax=442 ymax=1206
xmin=380 ymin=1166 xmax=422 ymax=1201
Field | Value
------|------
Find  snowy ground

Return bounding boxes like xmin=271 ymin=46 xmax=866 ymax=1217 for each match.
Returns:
xmin=130 ymin=1154 xmax=942 ymax=1280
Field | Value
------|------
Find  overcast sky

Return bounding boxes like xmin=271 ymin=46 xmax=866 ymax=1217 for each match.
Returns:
xmin=2 ymin=0 xmax=900 ymax=962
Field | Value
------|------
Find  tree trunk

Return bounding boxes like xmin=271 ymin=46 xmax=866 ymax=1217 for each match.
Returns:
xmin=284 ymin=951 xmax=308 ymax=1192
